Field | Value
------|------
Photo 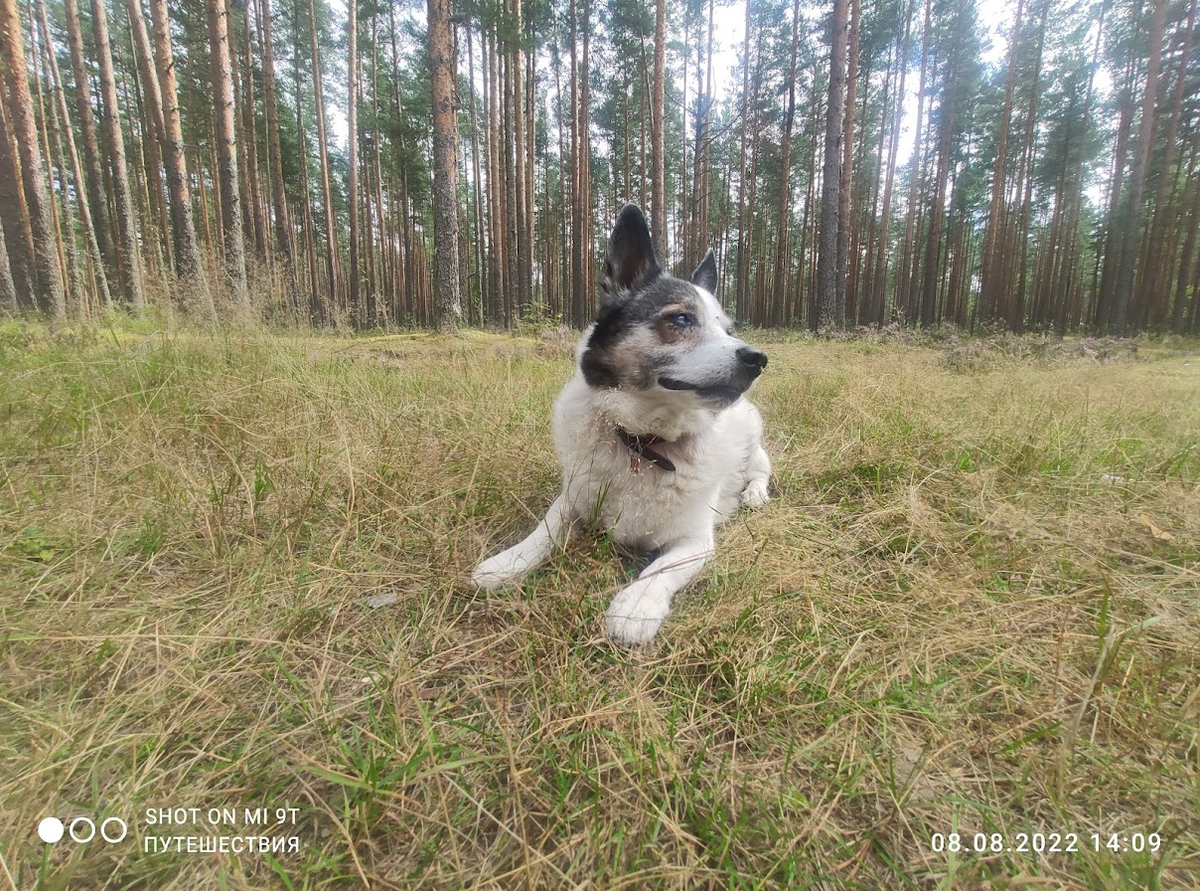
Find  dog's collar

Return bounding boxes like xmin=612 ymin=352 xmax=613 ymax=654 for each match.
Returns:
xmin=615 ymin=426 xmax=676 ymax=473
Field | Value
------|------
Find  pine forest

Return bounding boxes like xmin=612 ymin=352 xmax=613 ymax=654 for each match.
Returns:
xmin=1 ymin=0 xmax=1198 ymax=336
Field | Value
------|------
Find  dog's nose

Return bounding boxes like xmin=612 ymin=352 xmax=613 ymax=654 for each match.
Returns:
xmin=736 ymin=346 xmax=768 ymax=372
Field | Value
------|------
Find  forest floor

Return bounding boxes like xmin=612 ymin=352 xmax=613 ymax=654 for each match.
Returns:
xmin=1 ymin=316 xmax=1198 ymax=889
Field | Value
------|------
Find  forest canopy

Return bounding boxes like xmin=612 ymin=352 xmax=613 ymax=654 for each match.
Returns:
xmin=0 ymin=0 xmax=1197 ymax=335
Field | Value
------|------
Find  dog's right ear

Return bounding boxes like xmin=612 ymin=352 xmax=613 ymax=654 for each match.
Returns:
xmin=602 ymin=205 xmax=660 ymax=302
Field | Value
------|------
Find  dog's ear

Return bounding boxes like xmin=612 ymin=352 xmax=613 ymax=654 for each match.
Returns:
xmin=691 ymin=249 xmax=718 ymax=296
xmin=603 ymin=205 xmax=660 ymax=301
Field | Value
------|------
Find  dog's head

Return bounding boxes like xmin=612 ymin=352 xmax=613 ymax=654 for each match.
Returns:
xmin=579 ymin=205 xmax=767 ymax=410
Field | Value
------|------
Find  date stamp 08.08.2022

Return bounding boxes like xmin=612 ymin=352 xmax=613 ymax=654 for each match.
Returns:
xmin=929 ymin=831 xmax=1162 ymax=856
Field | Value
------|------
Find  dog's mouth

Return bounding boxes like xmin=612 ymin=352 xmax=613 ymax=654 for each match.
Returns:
xmin=658 ymin=377 xmax=745 ymax=405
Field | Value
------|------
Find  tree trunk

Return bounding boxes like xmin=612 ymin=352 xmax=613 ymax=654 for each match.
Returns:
xmin=86 ymin=0 xmax=143 ymax=307
xmin=208 ymin=0 xmax=248 ymax=302
xmin=1109 ymin=0 xmax=1165 ymax=334
xmin=36 ymin=0 xmax=110 ymax=309
xmin=346 ymin=0 xmax=364 ymax=324
xmin=61 ymin=0 xmax=117 ymax=293
xmin=772 ymin=0 xmax=800 ymax=317
xmin=1143 ymin=0 xmax=1194 ymax=329
xmin=837 ymin=0 xmax=859 ymax=321
xmin=0 ymin=0 xmax=63 ymax=314
xmin=427 ymin=0 xmax=461 ymax=330
xmin=257 ymin=0 xmax=297 ymax=301
xmin=979 ymin=0 xmax=1023 ymax=325
xmin=869 ymin=0 xmax=913 ymax=325
xmin=651 ymin=0 xmax=666 ymax=263
xmin=147 ymin=0 xmax=213 ymax=313
xmin=816 ymin=0 xmax=848 ymax=329
xmin=310 ymin=0 xmax=340 ymax=312
xmin=735 ymin=0 xmax=752 ymax=319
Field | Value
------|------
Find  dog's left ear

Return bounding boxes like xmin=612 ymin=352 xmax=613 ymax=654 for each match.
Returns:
xmin=691 ymin=249 xmax=718 ymax=296
xmin=603 ymin=205 xmax=660 ymax=301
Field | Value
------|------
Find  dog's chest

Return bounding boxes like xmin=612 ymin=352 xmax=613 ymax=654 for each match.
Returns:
xmin=557 ymin=421 xmax=735 ymax=550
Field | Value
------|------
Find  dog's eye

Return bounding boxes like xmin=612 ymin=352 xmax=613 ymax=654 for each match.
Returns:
xmin=670 ymin=312 xmax=697 ymax=328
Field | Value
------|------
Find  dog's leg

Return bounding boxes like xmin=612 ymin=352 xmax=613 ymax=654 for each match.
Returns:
xmin=741 ymin=444 xmax=771 ymax=508
xmin=605 ymin=534 xmax=714 ymax=644
xmin=472 ymin=493 xmax=575 ymax=590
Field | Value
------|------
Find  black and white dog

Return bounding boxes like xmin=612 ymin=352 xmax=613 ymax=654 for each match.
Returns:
xmin=472 ymin=205 xmax=771 ymax=643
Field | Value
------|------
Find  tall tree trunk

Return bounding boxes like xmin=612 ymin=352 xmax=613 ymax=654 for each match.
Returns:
xmin=920 ymin=45 xmax=957 ymax=328
xmin=569 ymin=0 xmax=580 ymax=324
xmin=89 ymin=0 xmax=144 ymax=307
xmin=209 ymin=0 xmax=248 ymax=302
xmin=311 ymin=0 xmax=340 ymax=312
xmin=772 ymin=0 xmax=800 ymax=317
xmin=896 ymin=0 xmax=931 ymax=324
xmin=31 ymin=17 xmax=74 ymax=305
xmin=36 ymin=0 xmax=110 ymax=309
xmin=61 ymin=0 xmax=117 ymax=292
xmin=0 ymin=0 xmax=64 ymax=314
xmin=651 ymin=0 xmax=666 ymax=263
xmin=816 ymin=0 xmax=848 ymax=329
xmin=147 ymin=0 xmax=213 ymax=313
xmin=126 ymin=0 xmax=172 ymax=276
xmin=870 ymin=0 xmax=913 ymax=325
xmin=347 ymin=0 xmax=361 ymax=322
xmin=1009 ymin=3 xmax=1046 ymax=332
xmin=466 ymin=20 xmax=485 ymax=322
xmin=257 ymin=0 xmax=297 ymax=302
xmin=1143 ymin=0 xmax=1194 ymax=329
xmin=735 ymin=0 xmax=752 ymax=319
xmin=837 ymin=0 xmax=859 ymax=321
xmin=237 ymin=0 xmax=266 ymax=261
xmin=979 ymin=0 xmax=1023 ymax=325
xmin=1109 ymin=0 xmax=1165 ymax=334
xmin=427 ymin=0 xmax=461 ymax=330
xmin=1173 ymin=161 xmax=1200 ymax=333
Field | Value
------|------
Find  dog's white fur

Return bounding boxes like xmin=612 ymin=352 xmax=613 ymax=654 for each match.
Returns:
xmin=472 ymin=273 xmax=771 ymax=644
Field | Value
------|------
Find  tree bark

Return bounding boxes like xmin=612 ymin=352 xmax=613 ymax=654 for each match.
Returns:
xmin=816 ymin=0 xmax=848 ymax=329
xmin=310 ymin=0 xmax=340 ymax=312
xmin=651 ymin=0 xmax=666 ymax=263
xmin=61 ymin=0 xmax=117 ymax=291
xmin=1109 ymin=0 xmax=1165 ymax=334
xmin=208 ymin=0 xmax=248 ymax=302
xmin=87 ymin=0 xmax=143 ymax=307
xmin=36 ymin=0 xmax=111 ymax=309
xmin=147 ymin=0 xmax=213 ymax=312
xmin=837 ymin=0 xmax=859 ymax=321
xmin=427 ymin=0 xmax=461 ymax=330
xmin=257 ymin=0 xmax=297 ymax=298
xmin=0 ymin=0 xmax=63 ymax=314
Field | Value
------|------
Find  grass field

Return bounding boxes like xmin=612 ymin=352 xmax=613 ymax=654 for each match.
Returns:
xmin=1 ymin=316 xmax=1197 ymax=889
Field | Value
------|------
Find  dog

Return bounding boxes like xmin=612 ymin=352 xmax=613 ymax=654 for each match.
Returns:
xmin=471 ymin=204 xmax=771 ymax=644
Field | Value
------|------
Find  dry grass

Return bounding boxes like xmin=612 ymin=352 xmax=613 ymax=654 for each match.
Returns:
xmin=0 ymin=316 xmax=1197 ymax=889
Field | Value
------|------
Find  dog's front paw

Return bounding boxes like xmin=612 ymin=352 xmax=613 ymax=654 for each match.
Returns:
xmin=605 ymin=587 xmax=670 ymax=645
xmin=742 ymin=478 xmax=769 ymax=509
xmin=471 ymin=554 xmax=522 ymax=590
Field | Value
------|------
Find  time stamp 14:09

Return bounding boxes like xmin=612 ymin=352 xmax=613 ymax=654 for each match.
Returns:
xmin=929 ymin=832 xmax=1162 ymax=855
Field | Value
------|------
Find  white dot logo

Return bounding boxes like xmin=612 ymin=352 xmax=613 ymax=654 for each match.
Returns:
xmin=39 ymin=816 xmax=128 ymax=844
xmin=38 ymin=817 xmax=65 ymax=844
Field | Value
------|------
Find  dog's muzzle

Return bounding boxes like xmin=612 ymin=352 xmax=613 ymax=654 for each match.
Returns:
xmin=659 ymin=346 xmax=767 ymax=406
